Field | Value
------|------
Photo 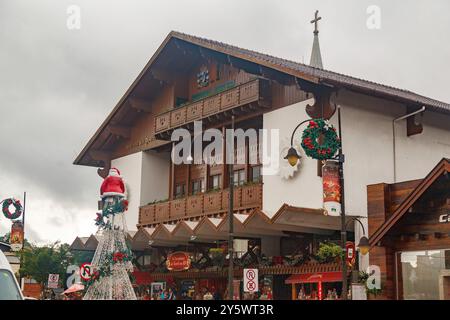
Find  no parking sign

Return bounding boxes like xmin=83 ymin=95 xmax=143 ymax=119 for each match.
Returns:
xmin=243 ymin=268 xmax=258 ymax=293
xmin=80 ymin=263 xmax=93 ymax=281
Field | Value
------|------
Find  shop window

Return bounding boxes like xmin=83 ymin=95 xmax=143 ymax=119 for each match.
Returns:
xmin=210 ymin=174 xmax=221 ymax=190
xmin=401 ymin=249 xmax=450 ymax=300
xmin=233 ymin=169 xmax=246 ymax=186
xmin=251 ymin=165 xmax=262 ymax=183
xmin=175 ymin=183 xmax=185 ymax=198
xmin=191 ymin=179 xmax=203 ymax=195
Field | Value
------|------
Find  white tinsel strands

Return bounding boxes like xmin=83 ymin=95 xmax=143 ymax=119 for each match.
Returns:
xmin=84 ymin=199 xmax=137 ymax=300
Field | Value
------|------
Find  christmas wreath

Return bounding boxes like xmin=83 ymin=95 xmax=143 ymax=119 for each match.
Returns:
xmin=1 ymin=198 xmax=23 ymax=220
xmin=301 ymin=119 xmax=340 ymax=160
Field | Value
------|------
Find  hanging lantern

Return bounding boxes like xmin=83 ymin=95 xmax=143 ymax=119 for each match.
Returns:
xmin=322 ymin=160 xmax=341 ymax=216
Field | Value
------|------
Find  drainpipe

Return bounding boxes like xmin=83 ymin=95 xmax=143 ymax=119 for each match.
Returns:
xmin=392 ymin=106 xmax=426 ymax=182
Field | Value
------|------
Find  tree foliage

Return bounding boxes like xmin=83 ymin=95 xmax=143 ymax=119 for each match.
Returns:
xmin=18 ymin=242 xmax=71 ymax=286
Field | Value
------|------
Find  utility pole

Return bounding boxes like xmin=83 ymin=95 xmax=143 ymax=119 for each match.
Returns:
xmin=227 ymin=116 xmax=235 ymax=300
xmin=337 ymin=107 xmax=348 ymax=300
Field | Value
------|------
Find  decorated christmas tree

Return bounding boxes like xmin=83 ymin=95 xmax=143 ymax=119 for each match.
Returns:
xmin=83 ymin=168 xmax=137 ymax=300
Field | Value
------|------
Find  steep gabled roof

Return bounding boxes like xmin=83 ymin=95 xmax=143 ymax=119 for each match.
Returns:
xmin=74 ymin=31 xmax=450 ymax=167
xmin=369 ymin=158 xmax=450 ymax=247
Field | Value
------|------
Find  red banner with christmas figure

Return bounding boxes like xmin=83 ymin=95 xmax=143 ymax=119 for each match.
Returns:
xmin=10 ymin=220 xmax=24 ymax=252
xmin=322 ymin=160 xmax=341 ymax=216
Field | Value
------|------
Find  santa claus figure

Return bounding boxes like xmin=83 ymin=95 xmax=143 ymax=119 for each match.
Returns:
xmin=100 ymin=167 xmax=126 ymax=199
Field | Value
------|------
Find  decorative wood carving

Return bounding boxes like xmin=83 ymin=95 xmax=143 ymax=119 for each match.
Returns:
xmin=90 ymin=150 xmax=111 ymax=178
xmin=406 ymin=106 xmax=424 ymax=136
xmin=305 ymin=87 xmax=336 ymax=119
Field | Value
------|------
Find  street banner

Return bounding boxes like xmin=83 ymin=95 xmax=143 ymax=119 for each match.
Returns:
xmin=322 ymin=160 xmax=341 ymax=216
xmin=48 ymin=274 xmax=59 ymax=289
xmin=243 ymin=268 xmax=258 ymax=293
xmin=10 ymin=220 xmax=24 ymax=252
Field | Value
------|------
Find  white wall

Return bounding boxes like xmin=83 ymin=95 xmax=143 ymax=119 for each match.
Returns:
xmin=111 ymin=152 xmax=143 ymax=231
xmin=262 ymin=98 xmax=324 ymax=217
xmin=140 ymin=150 xmax=170 ymax=206
xmin=263 ymin=91 xmax=450 ymax=268
xmin=111 ymin=150 xmax=171 ymax=231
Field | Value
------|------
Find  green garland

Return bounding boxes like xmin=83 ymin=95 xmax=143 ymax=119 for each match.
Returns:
xmin=301 ymin=119 xmax=340 ymax=160
xmin=83 ymin=249 xmax=134 ymax=289
xmin=95 ymin=198 xmax=129 ymax=228
xmin=1 ymin=198 xmax=23 ymax=220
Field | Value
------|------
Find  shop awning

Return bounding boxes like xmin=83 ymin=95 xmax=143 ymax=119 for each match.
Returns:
xmin=285 ymin=271 xmax=342 ymax=284
xmin=133 ymin=271 xmax=154 ymax=285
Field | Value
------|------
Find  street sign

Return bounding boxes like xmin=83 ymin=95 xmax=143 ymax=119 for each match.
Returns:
xmin=48 ymin=273 xmax=59 ymax=289
xmin=243 ymin=268 xmax=258 ymax=293
xmin=80 ymin=263 xmax=93 ymax=281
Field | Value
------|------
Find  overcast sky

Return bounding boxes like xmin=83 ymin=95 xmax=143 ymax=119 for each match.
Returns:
xmin=0 ymin=0 xmax=449 ymax=244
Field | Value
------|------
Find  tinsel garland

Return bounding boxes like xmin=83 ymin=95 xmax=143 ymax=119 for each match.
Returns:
xmin=1 ymin=198 xmax=23 ymax=220
xmin=301 ymin=119 xmax=340 ymax=160
xmin=83 ymin=248 xmax=134 ymax=289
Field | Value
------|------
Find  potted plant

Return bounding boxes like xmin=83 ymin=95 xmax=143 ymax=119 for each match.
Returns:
xmin=315 ymin=242 xmax=343 ymax=263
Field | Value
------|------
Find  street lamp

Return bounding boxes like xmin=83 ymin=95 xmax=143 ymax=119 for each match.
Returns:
xmin=345 ymin=217 xmax=370 ymax=256
xmin=284 ymin=118 xmax=313 ymax=167
xmin=358 ymin=236 xmax=370 ymax=256
xmin=284 ymin=108 xmax=354 ymax=299
xmin=284 ymin=147 xmax=301 ymax=167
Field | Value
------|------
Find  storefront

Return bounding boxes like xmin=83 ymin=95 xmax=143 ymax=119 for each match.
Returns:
xmin=286 ymin=271 xmax=342 ymax=300
xmin=368 ymin=158 xmax=450 ymax=300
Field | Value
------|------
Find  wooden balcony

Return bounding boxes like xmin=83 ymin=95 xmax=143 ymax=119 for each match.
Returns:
xmin=138 ymin=183 xmax=263 ymax=226
xmin=154 ymin=78 xmax=271 ymax=139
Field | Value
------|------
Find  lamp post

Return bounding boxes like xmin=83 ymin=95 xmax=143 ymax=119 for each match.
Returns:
xmin=285 ymin=108 xmax=370 ymax=300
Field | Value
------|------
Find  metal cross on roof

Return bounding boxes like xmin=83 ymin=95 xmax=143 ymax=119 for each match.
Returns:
xmin=310 ymin=10 xmax=322 ymax=34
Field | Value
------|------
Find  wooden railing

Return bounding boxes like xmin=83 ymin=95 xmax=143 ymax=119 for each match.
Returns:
xmin=154 ymin=78 xmax=270 ymax=137
xmin=138 ymin=183 xmax=263 ymax=226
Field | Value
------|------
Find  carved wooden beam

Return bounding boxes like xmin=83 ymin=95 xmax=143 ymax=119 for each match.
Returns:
xmin=306 ymin=87 xmax=336 ymax=120
xmin=406 ymin=105 xmax=424 ymax=136
xmin=89 ymin=150 xmax=111 ymax=178
xmin=107 ymin=125 xmax=131 ymax=139
xmin=128 ymin=98 xmax=153 ymax=113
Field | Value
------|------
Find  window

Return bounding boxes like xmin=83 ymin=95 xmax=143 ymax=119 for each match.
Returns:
xmin=401 ymin=249 xmax=450 ymax=300
xmin=233 ymin=169 xmax=246 ymax=186
xmin=191 ymin=179 xmax=203 ymax=195
xmin=175 ymin=184 xmax=185 ymax=198
xmin=0 ymin=270 xmax=22 ymax=300
xmin=251 ymin=165 xmax=262 ymax=183
xmin=210 ymin=175 xmax=221 ymax=190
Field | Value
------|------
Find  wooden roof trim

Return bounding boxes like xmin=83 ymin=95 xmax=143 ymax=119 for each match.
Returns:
xmin=241 ymin=208 xmax=272 ymax=227
xmin=150 ymin=223 xmax=174 ymax=239
xmin=270 ymin=203 xmax=325 ymax=223
xmin=74 ymin=32 xmax=321 ymax=167
xmin=369 ymin=158 xmax=450 ymax=247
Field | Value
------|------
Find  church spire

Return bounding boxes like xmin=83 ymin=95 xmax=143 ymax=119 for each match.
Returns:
xmin=309 ymin=10 xmax=323 ymax=69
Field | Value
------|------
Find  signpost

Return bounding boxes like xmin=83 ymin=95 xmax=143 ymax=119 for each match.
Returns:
xmin=47 ymin=274 xmax=59 ymax=289
xmin=80 ymin=263 xmax=93 ymax=281
xmin=243 ymin=268 xmax=258 ymax=293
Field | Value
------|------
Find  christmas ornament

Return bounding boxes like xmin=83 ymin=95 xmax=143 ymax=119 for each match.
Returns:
xmin=1 ymin=198 xmax=23 ymax=220
xmin=83 ymin=168 xmax=136 ymax=300
xmin=301 ymin=119 xmax=340 ymax=160
xmin=100 ymin=168 xmax=126 ymax=199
